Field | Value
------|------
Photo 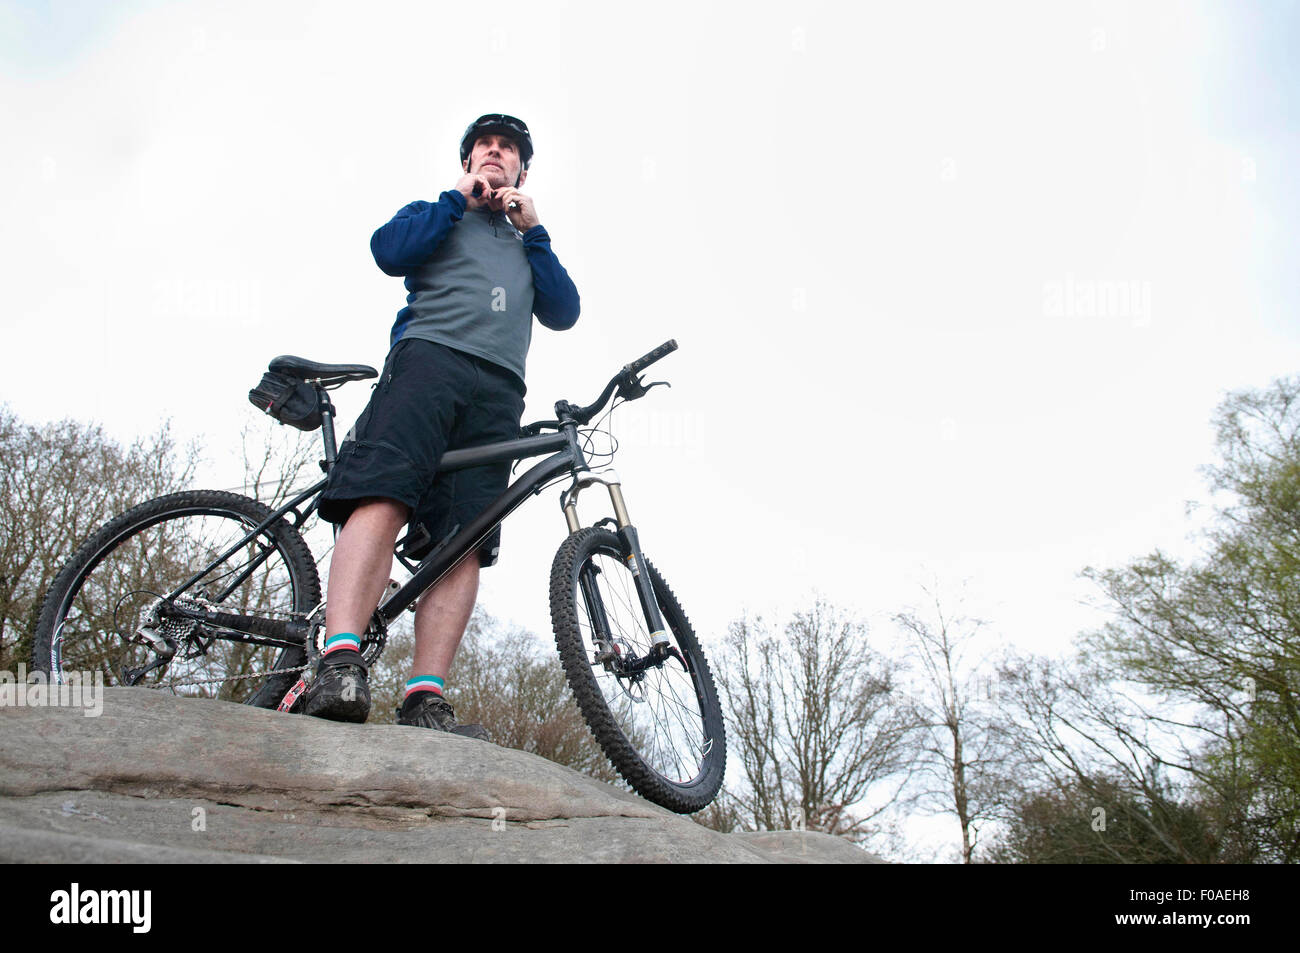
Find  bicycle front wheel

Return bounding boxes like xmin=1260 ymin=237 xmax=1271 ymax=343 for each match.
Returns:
xmin=32 ymin=490 xmax=320 ymax=707
xmin=549 ymin=527 xmax=726 ymax=813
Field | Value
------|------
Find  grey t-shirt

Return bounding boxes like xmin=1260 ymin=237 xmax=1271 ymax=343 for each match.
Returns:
xmin=388 ymin=202 xmax=535 ymax=383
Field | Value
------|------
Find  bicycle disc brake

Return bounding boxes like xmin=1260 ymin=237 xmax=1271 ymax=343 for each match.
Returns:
xmin=596 ymin=638 xmax=657 ymax=702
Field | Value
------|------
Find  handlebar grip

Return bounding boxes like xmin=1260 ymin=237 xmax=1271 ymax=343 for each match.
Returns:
xmin=626 ymin=339 xmax=678 ymax=375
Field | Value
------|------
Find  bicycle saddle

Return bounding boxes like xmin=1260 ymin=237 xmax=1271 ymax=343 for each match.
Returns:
xmin=267 ymin=355 xmax=378 ymax=384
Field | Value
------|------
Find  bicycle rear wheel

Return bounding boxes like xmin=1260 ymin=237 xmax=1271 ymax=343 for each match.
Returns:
xmin=549 ymin=527 xmax=726 ymax=813
xmin=32 ymin=490 xmax=320 ymax=707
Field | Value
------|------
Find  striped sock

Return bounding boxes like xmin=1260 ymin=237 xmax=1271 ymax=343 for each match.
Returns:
xmin=405 ymin=675 xmax=445 ymax=698
xmin=323 ymin=632 xmax=362 ymax=657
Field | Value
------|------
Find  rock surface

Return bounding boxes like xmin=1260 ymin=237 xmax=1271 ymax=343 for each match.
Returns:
xmin=0 ymin=688 xmax=880 ymax=864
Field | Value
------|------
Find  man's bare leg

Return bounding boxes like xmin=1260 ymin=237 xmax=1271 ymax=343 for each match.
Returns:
xmin=303 ymin=498 xmax=408 ymax=720
xmin=411 ymin=555 xmax=480 ymax=679
xmin=323 ymin=498 xmax=410 ymax=642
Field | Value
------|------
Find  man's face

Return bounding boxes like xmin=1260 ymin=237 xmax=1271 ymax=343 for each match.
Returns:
xmin=464 ymin=132 xmax=526 ymax=189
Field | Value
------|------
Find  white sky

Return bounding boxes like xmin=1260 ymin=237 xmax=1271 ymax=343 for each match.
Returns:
xmin=3 ymin=1 xmax=1298 ymax=727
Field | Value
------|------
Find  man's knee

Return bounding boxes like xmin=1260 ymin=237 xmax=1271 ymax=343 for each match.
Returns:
xmin=343 ymin=497 xmax=411 ymax=532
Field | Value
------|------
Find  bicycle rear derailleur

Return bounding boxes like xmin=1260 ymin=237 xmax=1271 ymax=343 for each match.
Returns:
xmin=124 ymin=596 xmax=213 ymax=685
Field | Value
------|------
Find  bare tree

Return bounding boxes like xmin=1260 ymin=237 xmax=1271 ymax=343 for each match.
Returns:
xmin=715 ymin=598 xmax=917 ymax=845
xmin=238 ymin=414 xmax=321 ymax=511
xmin=0 ymin=405 xmax=196 ymax=669
xmin=690 ymin=789 xmax=743 ymax=833
xmin=984 ymin=376 xmax=1300 ymax=863
xmin=994 ymin=651 xmax=1227 ymax=862
xmin=982 ymin=765 xmax=1217 ymax=864
xmin=894 ymin=583 xmax=1015 ymax=863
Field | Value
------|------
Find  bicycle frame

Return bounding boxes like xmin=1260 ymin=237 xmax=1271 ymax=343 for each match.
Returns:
xmin=379 ymin=429 xmax=573 ymax=618
xmin=162 ymin=378 xmax=670 ymax=650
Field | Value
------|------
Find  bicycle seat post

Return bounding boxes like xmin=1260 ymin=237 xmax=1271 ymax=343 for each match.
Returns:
xmin=315 ymin=383 xmax=339 ymax=467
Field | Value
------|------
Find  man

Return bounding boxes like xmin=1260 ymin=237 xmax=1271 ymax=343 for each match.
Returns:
xmin=300 ymin=114 xmax=580 ymax=735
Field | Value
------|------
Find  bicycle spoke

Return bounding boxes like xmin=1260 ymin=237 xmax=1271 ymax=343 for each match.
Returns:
xmin=575 ymin=551 xmax=710 ymax=784
xmin=45 ymin=502 xmax=313 ymax=703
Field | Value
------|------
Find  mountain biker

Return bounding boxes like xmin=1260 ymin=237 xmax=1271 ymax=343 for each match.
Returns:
xmin=300 ymin=113 xmax=580 ymax=735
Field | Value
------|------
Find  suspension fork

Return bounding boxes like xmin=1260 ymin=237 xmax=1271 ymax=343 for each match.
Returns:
xmin=577 ymin=561 xmax=613 ymax=650
xmin=561 ymin=470 xmax=670 ymax=649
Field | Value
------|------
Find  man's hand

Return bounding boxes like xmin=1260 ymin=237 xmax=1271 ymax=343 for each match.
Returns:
xmin=488 ymin=187 xmax=540 ymax=232
xmin=455 ymin=173 xmax=495 ymax=206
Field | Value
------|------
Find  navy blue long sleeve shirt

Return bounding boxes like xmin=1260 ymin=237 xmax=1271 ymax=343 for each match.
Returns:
xmin=370 ymin=190 xmax=580 ymax=383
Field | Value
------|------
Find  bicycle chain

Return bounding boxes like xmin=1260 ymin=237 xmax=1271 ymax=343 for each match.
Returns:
xmin=145 ymin=661 xmax=312 ymax=692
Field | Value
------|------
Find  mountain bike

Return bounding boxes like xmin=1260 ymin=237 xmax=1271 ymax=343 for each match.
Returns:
xmin=30 ymin=340 xmax=725 ymax=814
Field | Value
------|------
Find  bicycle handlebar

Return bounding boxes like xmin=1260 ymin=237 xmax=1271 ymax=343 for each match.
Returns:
xmin=625 ymin=339 xmax=678 ymax=376
xmin=521 ymin=339 xmax=679 ymax=434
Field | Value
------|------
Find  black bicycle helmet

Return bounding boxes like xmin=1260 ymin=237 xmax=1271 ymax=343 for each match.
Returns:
xmin=459 ymin=113 xmax=534 ymax=172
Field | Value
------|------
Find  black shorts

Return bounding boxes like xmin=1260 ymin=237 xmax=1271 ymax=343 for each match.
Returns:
xmin=318 ymin=338 xmax=527 ymax=568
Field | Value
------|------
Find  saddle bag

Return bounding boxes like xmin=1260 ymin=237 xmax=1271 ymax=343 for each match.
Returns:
xmin=248 ymin=371 xmax=323 ymax=432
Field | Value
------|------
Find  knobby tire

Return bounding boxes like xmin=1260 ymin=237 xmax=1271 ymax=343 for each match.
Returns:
xmin=549 ymin=527 xmax=726 ymax=813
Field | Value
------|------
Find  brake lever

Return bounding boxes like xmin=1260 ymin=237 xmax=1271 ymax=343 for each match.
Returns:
xmin=616 ymin=374 xmax=671 ymax=401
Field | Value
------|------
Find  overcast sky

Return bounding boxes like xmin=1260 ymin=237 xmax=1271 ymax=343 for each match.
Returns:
xmin=3 ymin=0 xmax=1298 ymax=676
